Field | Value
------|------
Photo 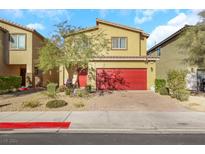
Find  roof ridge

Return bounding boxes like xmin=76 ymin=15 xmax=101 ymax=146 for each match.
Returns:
xmin=147 ymin=25 xmax=191 ymax=53
xmin=0 ymin=17 xmax=34 ymax=32
xmin=0 ymin=17 xmax=45 ymax=39
xmin=96 ymin=18 xmax=149 ymax=37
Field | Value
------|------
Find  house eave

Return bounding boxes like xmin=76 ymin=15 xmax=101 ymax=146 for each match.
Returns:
xmin=91 ymin=56 xmax=160 ymax=62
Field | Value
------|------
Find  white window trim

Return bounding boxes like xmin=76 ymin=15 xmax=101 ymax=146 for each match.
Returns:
xmin=10 ymin=34 xmax=26 ymax=50
xmin=111 ymin=37 xmax=127 ymax=50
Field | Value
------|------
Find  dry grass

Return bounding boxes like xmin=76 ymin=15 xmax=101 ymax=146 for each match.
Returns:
xmin=179 ymin=96 xmax=205 ymax=112
xmin=22 ymin=99 xmax=41 ymax=108
xmin=73 ymin=101 xmax=85 ymax=108
xmin=0 ymin=90 xmax=90 ymax=111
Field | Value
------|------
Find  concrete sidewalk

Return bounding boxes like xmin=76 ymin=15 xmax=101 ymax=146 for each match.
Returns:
xmin=1 ymin=111 xmax=205 ymax=134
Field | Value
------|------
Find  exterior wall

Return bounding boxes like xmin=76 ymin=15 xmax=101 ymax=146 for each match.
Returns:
xmin=76 ymin=23 xmax=147 ymax=57
xmin=0 ymin=22 xmax=33 ymax=86
xmin=59 ymin=61 xmax=156 ymax=90
xmin=149 ymin=38 xmax=190 ymax=80
xmin=32 ymin=34 xmax=59 ymax=87
xmin=88 ymin=61 xmax=156 ymax=90
xmin=0 ymin=30 xmax=25 ymax=76
xmin=97 ymin=23 xmax=147 ymax=56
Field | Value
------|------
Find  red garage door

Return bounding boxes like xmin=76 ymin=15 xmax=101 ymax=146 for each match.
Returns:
xmin=96 ymin=68 xmax=147 ymax=90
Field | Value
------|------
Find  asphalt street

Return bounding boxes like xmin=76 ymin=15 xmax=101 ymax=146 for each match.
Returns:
xmin=1 ymin=133 xmax=205 ymax=145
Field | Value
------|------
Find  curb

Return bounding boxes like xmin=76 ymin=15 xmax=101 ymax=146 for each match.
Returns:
xmin=1 ymin=128 xmax=205 ymax=134
xmin=60 ymin=128 xmax=205 ymax=134
xmin=0 ymin=122 xmax=71 ymax=129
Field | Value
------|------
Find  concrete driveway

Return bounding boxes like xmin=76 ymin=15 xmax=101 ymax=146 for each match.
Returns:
xmin=86 ymin=91 xmax=189 ymax=112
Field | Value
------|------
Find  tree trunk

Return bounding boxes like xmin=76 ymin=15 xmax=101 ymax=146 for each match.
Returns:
xmin=65 ymin=67 xmax=74 ymax=81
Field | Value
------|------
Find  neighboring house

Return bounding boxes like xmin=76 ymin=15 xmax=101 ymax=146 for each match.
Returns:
xmin=0 ymin=18 xmax=58 ymax=87
xmin=147 ymin=25 xmax=205 ymax=91
xmin=59 ymin=18 xmax=159 ymax=90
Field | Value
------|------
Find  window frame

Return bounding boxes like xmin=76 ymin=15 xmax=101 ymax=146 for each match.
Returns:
xmin=9 ymin=33 xmax=27 ymax=51
xmin=157 ymin=47 xmax=161 ymax=56
xmin=111 ymin=37 xmax=128 ymax=50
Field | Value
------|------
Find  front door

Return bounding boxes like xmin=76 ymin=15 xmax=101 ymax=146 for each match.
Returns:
xmin=20 ymin=68 xmax=26 ymax=86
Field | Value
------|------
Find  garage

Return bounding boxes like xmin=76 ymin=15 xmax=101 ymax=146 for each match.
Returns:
xmin=96 ymin=68 xmax=147 ymax=90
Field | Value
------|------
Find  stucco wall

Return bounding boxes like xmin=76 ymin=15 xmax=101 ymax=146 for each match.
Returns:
xmin=149 ymin=38 xmax=189 ymax=80
xmin=88 ymin=61 xmax=156 ymax=90
xmin=59 ymin=61 xmax=156 ymax=90
xmin=0 ymin=22 xmax=33 ymax=74
xmin=97 ymin=23 xmax=147 ymax=56
xmin=0 ymin=30 xmax=24 ymax=76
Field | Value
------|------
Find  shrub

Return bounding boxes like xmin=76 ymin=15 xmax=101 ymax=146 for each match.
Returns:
xmin=46 ymin=100 xmax=68 ymax=108
xmin=65 ymin=88 xmax=71 ymax=95
xmin=167 ymin=70 xmax=187 ymax=98
xmin=155 ymin=79 xmax=166 ymax=93
xmin=78 ymin=91 xmax=83 ymax=97
xmin=47 ymin=83 xmax=58 ymax=97
xmin=159 ymin=87 xmax=169 ymax=95
xmin=74 ymin=101 xmax=85 ymax=108
xmin=167 ymin=70 xmax=190 ymax=101
xmin=0 ymin=76 xmax=21 ymax=91
xmin=175 ymin=89 xmax=190 ymax=101
xmin=22 ymin=100 xmax=41 ymax=108
xmin=85 ymin=85 xmax=92 ymax=93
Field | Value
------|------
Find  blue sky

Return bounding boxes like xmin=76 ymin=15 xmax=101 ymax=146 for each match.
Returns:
xmin=0 ymin=9 xmax=203 ymax=48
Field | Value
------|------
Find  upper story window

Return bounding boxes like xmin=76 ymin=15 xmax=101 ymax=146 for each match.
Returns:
xmin=111 ymin=37 xmax=127 ymax=50
xmin=10 ymin=34 xmax=26 ymax=50
xmin=157 ymin=47 xmax=161 ymax=56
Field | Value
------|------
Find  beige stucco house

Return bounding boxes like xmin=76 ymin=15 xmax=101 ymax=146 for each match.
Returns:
xmin=59 ymin=19 xmax=159 ymax=90
xmin=0 ymin=18 xmax=58 ymax=87
xmin=147 ymin=25 xmax=205 ymax=91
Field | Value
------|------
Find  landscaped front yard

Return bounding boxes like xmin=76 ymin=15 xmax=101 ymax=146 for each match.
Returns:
xmin=0 ymin=89 xmax=195 ymax=112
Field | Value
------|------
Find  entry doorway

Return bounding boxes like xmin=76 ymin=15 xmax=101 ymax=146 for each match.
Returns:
xmin=20 ymin=68 xmax=26 ymax=86
xmin=197 ymin=69 xmax=205 ymax=92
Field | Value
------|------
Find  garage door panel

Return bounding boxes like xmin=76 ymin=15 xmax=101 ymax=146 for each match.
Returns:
xmin=96 ymin=68 xmax=147 ymax=90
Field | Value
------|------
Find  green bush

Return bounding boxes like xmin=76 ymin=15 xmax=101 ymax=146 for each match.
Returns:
xmin=47 ymin=83 xmax=58 ymax=97
xmin=175 ymin=89 xmax=190 ymax=101
xmin=65 ymin=88 xmax=71 ymax=95
xmin=22 ymin=100 xmax=41 ymax=108
xmin=85 ymin=85 xmax=92 ymax=93
xmin=167 ymin=70 xmax=189 ymax=101
xmin=159 ymin=87 xmax=169 ymax=95
xmin=155 ymin=79 xmax=166 ymax=92
xmin=0 ymin=76 xmax=21 ymax=91
xmin=46 ymin=100 xmax=68 ymax=108
xmin=78 ymin=91 xmax=83 ymax=97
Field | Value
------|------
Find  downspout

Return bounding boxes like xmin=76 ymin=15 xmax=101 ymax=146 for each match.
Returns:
xmin=139 ymin=33 xmax=141 ymax=56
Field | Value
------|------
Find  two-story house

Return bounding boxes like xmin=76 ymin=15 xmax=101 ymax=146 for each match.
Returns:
xmin=59 ymin=19 xmax=159 ymax=90
xmin=147 ymin=25 xmax=205 ymax=91
xmin=0 ymin=18 xmax=58 ymax=87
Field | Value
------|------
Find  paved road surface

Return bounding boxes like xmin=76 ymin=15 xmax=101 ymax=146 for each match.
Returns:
xmin=1 ymin=133 xmax=205 ymax=145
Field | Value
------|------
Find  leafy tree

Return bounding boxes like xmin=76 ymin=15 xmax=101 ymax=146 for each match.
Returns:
xmin=39 ymin=21 xmax=109 ymax=85
xmin=177 ymin=10 xmax=205 ymax=67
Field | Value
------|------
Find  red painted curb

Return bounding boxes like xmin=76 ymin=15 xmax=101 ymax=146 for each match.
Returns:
xmin=0 ymin=122 xmax=71 ymax=129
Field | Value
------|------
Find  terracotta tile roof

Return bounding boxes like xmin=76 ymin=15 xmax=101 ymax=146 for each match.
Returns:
xmin=96 ymin=18 xmax=149 ymax=37
xmin=0 ymin=26 xmax=8 ymax=32
xmin=0 ymin=18 xmax=45 ymax=39
xmin=66 ymin=18 xmax=149 ymax=37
